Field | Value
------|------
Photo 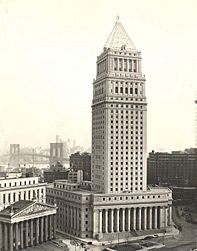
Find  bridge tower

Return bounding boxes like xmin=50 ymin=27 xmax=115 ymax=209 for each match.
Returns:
xmin=50 ymin=143 xmax=63 ymax=167
xmin=9 ymin=144 xmax=20 ymax=167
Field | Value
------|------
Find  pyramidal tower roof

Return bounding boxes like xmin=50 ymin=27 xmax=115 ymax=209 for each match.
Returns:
xmin=104 ymin=19 xmax=137 ymax=51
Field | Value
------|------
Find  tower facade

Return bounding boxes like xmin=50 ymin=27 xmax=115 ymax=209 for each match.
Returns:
xmin=92 ymin=21 xmax=147 ymax=194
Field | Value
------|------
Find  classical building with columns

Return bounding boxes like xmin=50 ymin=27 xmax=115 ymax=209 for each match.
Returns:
xmin=46 ymin=19 xmax=172 ymax=240
xmin=0 ymin=200 xmax=57 ymax=251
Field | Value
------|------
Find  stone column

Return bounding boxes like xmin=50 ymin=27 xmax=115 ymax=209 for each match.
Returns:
xmin=138 ymin=208 xmax=141 ymax=231
xmin=154 ymin=207 xmax=158 ymax=229
xmin=169 ymin=205 xmax=172 ymax=226
xmin=0 ymin=222 xmax=3 ymax=251
xmin=4 ymin=223 xmax=8 ymax=251
xmin=73 ymin=208 xmax=76 ymax=230
xmin=105 ymin=209 xmax=108 ymax=233
xmin=49 ymin=215 xmax=52 ymax=240
xmin=127 ymin=208 xmax=131 ymax=231
xmin=35 ymin=218 xmax=39 ymax=244
xmin=9 ymin=224 xmax=13 ymax=251
xmin=116 ymin=209 xmax=120 ymax=232
xmin=122 ymin=208 xmax=125 ymax=232
xmin=144 ymin=208 xmax=147 ymax=230
xmin=40 ymin=217 xmax=44 ymax=243
xmin=165 ymin=207 xmax=168 ymax=228
xmin=110 ymin=209 xmax=114 ymax=233
xmin=149 ymin=207 xmax=152 ymax=229
xmin=30 ymin=219 xmax=34 ymax=246
xmin=75 ymin=208 xmax=78 ymax=230
xmin=99 ymin=210 xmax=102 ymax=233
xmin=159 ymin=207 xmax=163 ymax=229
xmin=25 ymin=221 xmax=29 ymax=248
xmin=135 ymin=60 xmax=138 ymax=73
xmin=15 ymin=223 xmax=19 ymax=250
xmin=133 ymin=208 xmax=136 ymax=230
xmin=20 ymin=222 xmax=24 ymax=249
xmin=53 ymin=214 xmax=57 ymax=239
xmin=44 ymin=216 xmax=48 ymax=241
xmin=138 ymin=59 xmax=141 ymax=73
xmin=70 ymin=207 xmax=73 ymax=229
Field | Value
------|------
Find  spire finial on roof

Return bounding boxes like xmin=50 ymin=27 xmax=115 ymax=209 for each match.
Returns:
xmin=116 ymin=15 xmax=119 ymax=22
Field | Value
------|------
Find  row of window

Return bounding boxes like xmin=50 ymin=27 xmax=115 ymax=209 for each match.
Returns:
xmin=0 ymin=179 xmax=36 ymax=188
xmin=0 ymin=188 xmax=44 ymax=204
xmin=110 ymin=187 xmax=143 ymax=192
xmin=101 ymin=194 xmax=162 ymax=201
xmin=113 ymin=58 xmax=138 ymax=72
xmin=115 ymin=86 xmax=140 ymax=95
xmin=93 ymin=105 xmax=145 ymax=112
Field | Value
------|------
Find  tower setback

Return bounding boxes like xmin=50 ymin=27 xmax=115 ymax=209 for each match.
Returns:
xmin=92 ymin=21 xmax=147 ymax=194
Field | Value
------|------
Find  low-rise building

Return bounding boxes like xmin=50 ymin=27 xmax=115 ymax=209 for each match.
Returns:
xmin=68 ymin=170 xmax=83 ymax=183
xmin=0 ymin=200 xmax=57 ymax=251
xmin=0 ymin=177 xmax=47 ymax=211
xmin=70 ymin=152 xmax=91 ymax=181
xmin=43 ymin=170 xmax=69 ymax=183
xmin=147 ymin=149 xmax=197 ymax=187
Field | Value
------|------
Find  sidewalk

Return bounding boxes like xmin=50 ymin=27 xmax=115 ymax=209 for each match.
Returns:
xmin=57 ymin=226 xmax=179 ymax=250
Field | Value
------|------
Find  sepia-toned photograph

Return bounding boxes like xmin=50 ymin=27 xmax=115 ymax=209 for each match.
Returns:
xmin=0 ymin=1 xmax=196 ymax=250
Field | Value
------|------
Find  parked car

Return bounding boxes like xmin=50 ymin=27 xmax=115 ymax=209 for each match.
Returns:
xmin=143 ymin=235 xmax=154 ymax=240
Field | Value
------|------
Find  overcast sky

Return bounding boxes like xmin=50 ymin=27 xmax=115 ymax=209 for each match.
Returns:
xmin=0 ymin=0 xmax=196 ymax=152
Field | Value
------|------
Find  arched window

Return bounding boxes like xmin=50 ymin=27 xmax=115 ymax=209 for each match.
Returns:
xmin=115 ymin=87 xmax=118 ymax=93
xmin=130 ymin=88 xmax=133 ymax=94
xmin=125 ymin=87 xmax=128 ymax=94
xmin=120 ymin=87 xmax=123 ymax=93
xmin=135 ymin=88 xmax=138 ymax=95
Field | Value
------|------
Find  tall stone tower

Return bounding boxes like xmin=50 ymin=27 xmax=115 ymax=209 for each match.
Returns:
xmin=92 ymin=20 xmax=147 ymax=194
xmin=47 ymin=19 xmax=173 ymax=240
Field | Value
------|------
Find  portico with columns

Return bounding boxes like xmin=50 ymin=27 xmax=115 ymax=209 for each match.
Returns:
xmin=91 ymin=190 xmax=172 ymax=240
xmin=0 ymin=200 xmax=57 ymax=251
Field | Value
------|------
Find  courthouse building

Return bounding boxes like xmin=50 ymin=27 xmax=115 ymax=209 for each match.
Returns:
xmin=47 ymin=19 xmax=172 ymax=240
xmin=0 ymin=176 xmax=47 ymax=211
xmin=0 ymin=200 xmax=57 ymax=251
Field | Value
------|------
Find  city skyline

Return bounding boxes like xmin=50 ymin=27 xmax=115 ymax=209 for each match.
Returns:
xmin=0 ymin=0 xmax=196 ymax=152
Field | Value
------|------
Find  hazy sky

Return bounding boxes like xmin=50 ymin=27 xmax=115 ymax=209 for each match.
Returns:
xmin=0 ymin=0 xmax=197 ymax=152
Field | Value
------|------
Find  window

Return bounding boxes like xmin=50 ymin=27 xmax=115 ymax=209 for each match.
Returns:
xmin=119 ymin=59 xmax=122 ymax=71
xmin=115 ymin=86 xmax=118 ymax=93
xmin=129 ymin=60 xmax=132 ymax=72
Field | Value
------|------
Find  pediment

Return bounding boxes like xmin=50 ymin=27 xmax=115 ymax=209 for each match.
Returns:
xmin=13 ymin=202 xmax=55 ymax=218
